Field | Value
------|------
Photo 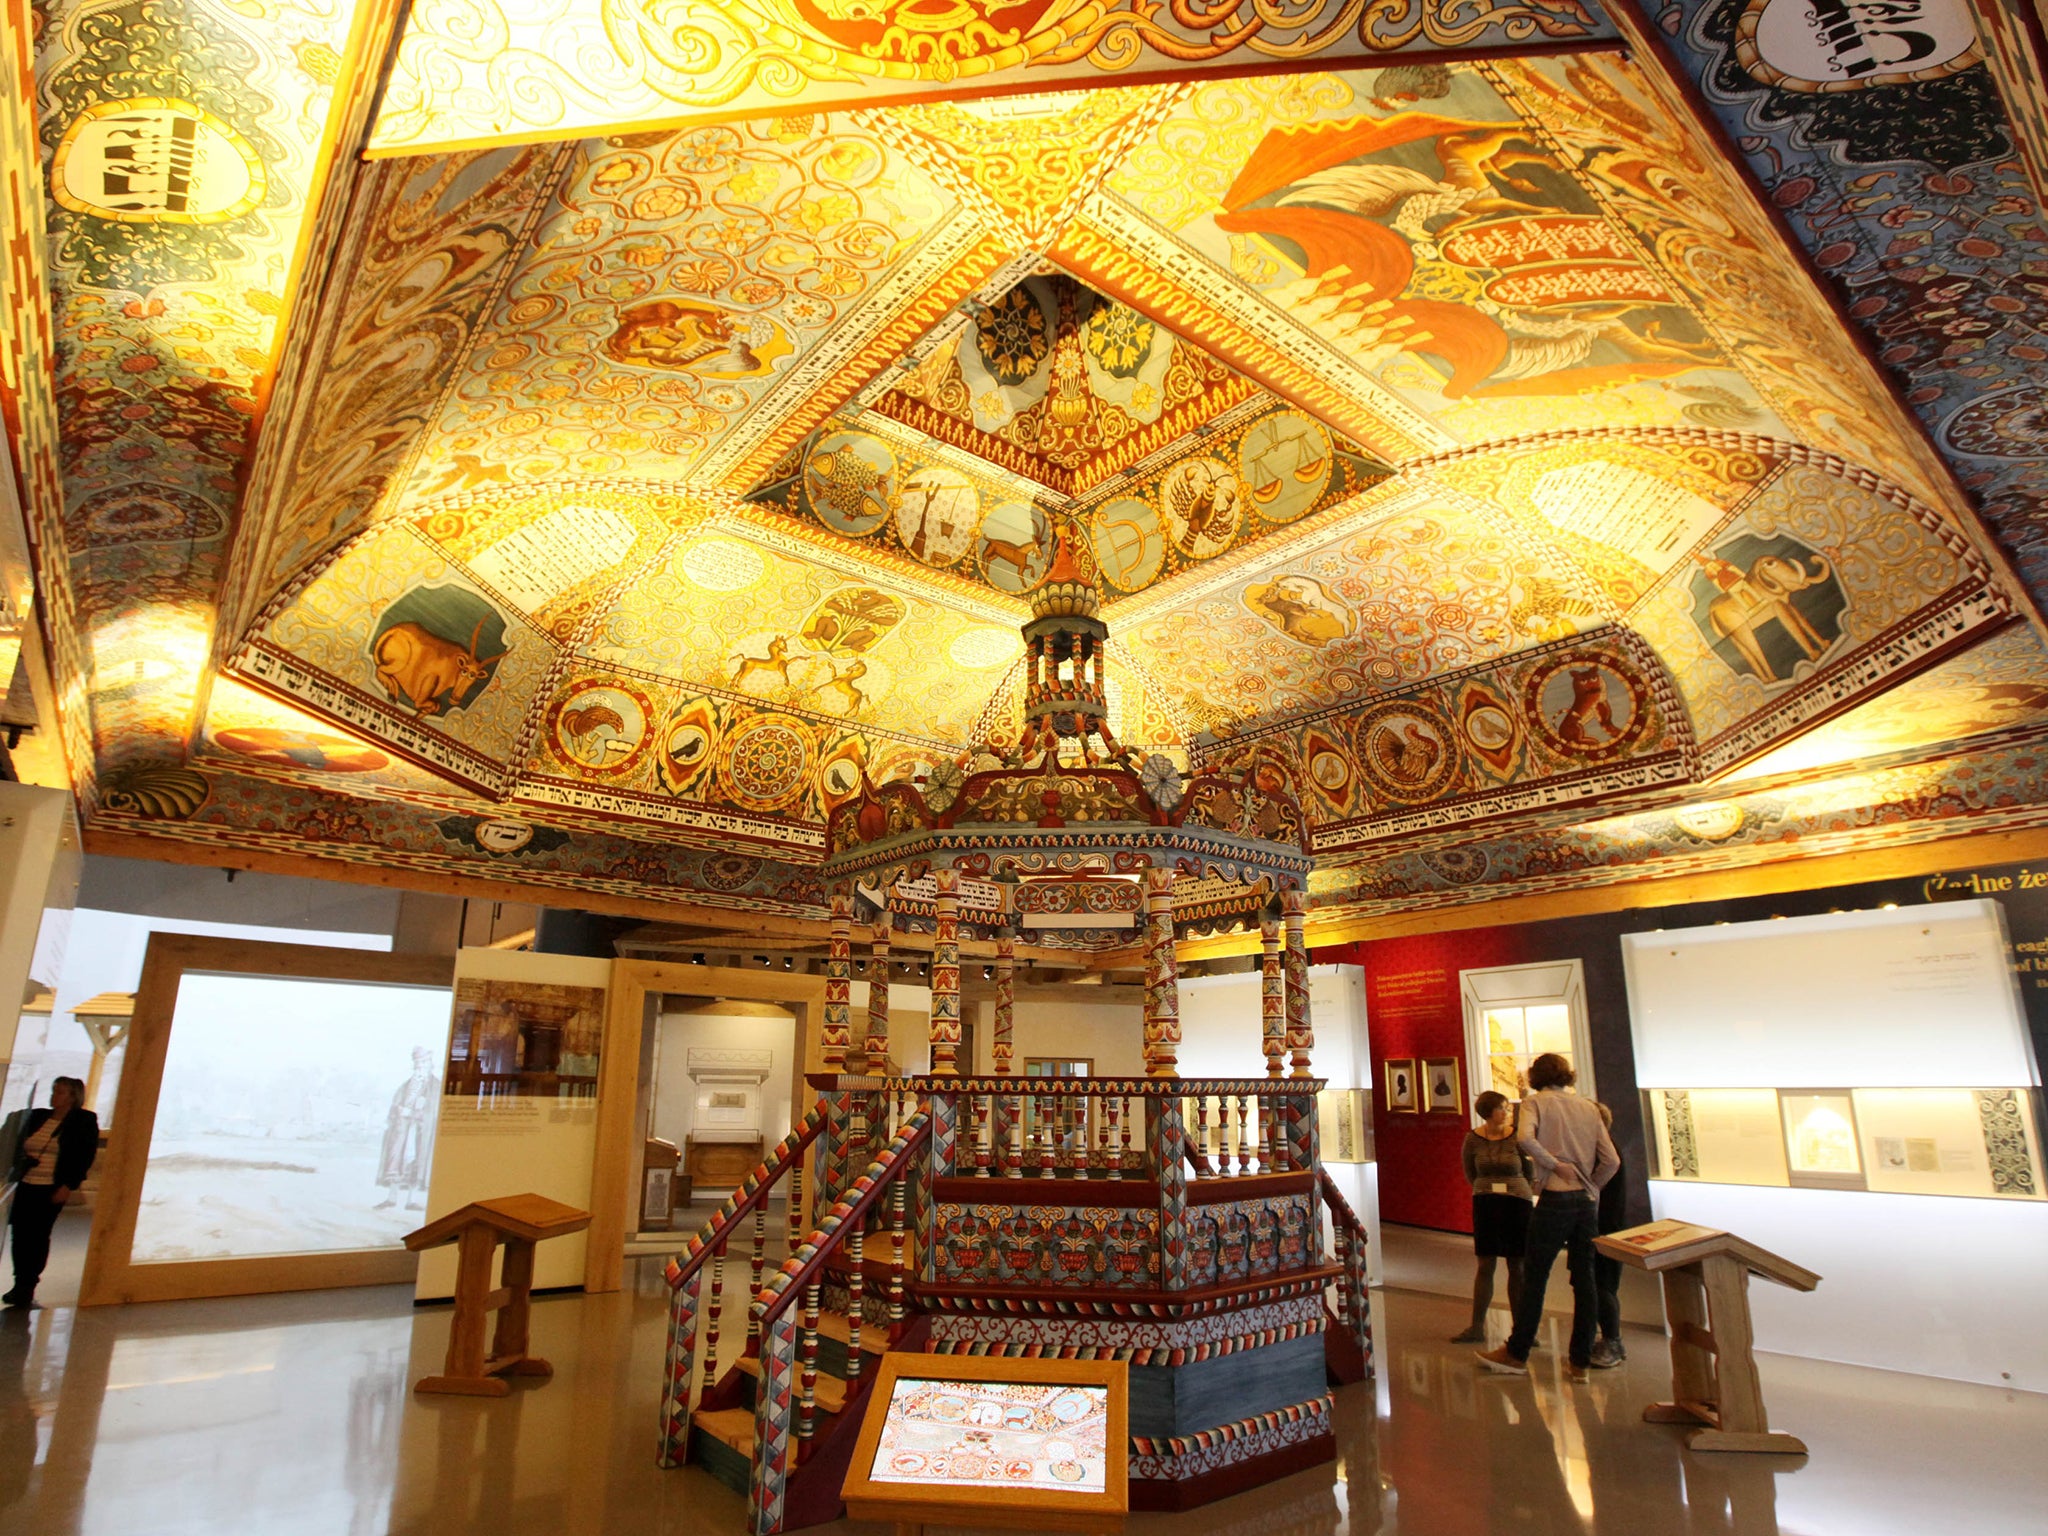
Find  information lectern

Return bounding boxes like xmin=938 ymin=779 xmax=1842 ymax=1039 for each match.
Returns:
xmin=404 ymin=1193 xmax=591 ymax=1397
xmin=1595 ymin=1219 xmax=1820 ymax=1455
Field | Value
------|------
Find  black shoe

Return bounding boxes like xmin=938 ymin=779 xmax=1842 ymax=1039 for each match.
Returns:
xmin=1 ymin=1290 xmax=29 ymax=1308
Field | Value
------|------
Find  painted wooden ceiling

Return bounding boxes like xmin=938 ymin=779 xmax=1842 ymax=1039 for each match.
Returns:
xmin=6 ymin=0 xmax=2048 ymax=927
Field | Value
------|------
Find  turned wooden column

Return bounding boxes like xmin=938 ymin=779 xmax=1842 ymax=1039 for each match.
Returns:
xmin=1261 ymin=915 xmax=1285 ymax=1078
xmin=824 ymin=891 xmax=852 ymax=1073
xmin=1143 ymin=866 xmax=1179 ymax=1078
xmin=993 ymin=929 xmax=1015 ymax=1075
xmin=863 ymin=915 xmax=891 ymax=1072
xmin=1284 ymin=889 xmax=1313 ymax=1077
xmin=930 ymin=869 xmax=961 ymax=1075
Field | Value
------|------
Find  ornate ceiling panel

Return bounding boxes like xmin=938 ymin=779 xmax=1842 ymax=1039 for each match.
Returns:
xmin=11 ymin=0 xmax=2048 ymax=924
xmin=1307 ymin=725 xmax=2048 ymax=922
xmin=1722 ymin=624 xmax=2048 ymax=787
xmin=580 ymin=527 xmax=1020 ymax=739
xmin=393 ymin=122 xmax=983 ymax=503
xmin=1653 ymin=0 xmax=2048 ymax=611
xmin=1628 ymin=457 xmax=2001 ymax=773
xmin=1114 ymin=484 xmax=1589 ymax=733
xmin=366 ymin=0 xmax=1618 ymax=157
xmin=31 ymin=0 xmax=362 ymax=769
xmin=200 ymin=50 xmax=2029 ymax=858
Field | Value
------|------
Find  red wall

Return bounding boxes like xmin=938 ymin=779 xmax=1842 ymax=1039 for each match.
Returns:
xmin=1320 ymin=928 xmax=1530 ymax=1234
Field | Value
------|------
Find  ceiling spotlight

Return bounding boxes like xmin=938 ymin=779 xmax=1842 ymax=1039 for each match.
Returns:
xmin=982 ymin=966 xmax=993 ymax=980
xmin=783 ymin=956 xmax=793 ymax=969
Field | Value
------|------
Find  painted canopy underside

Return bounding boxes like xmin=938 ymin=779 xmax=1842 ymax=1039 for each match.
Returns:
xmin=8 ymin=0 xmax=2048 ymax=927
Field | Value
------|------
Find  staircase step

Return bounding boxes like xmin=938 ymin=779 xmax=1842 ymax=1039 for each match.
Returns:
xmin=691 ymin=1406 xmax=756 ymax=1455
xmin=688 ymin=1410 xmax=754 ymax=1497
xmin=734 ymin=1356 xmax=850 ymax=1414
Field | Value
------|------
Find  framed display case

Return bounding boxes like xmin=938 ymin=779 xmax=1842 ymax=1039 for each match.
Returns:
xmin=1422 ymin=1056 xmax=1462 ymax=1115
xmin=1384 ymin=1058 xmax=1418 ymax=1114
xmin=1779 ymin=1091 xmax=1863 ymax=1191
xmin=1319 ymin=1087 xmax=1372 ymax=1163
xmin=842 ymin=1351 xmax=1128 ymax=1533
xmin=1645 ymin=1085 xmax=2043 ymax=1201
xmin=82 ymin=934 xmax=456 ymax=1306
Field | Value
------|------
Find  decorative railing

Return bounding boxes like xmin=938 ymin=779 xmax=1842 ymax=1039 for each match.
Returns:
xmin=1318 ymin=1166 xmax=1374 ymax=1378
xmin=660 ymin=1104 xmax=827 ymax=1463
xmin=659 ymin=1095 xmax=932 ymax=1536
xmin=659 ymin=1076 xmax=1343 ymax=1532
xmin=747 ymin=1114 xmax=931 ymax=1536
xmin=836 ymin=1075 xmax=1322 ymax=1186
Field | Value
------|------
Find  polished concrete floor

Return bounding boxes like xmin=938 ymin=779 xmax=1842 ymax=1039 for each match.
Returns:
xmin=2 ymin=1228 xmax=2044 ymax=1536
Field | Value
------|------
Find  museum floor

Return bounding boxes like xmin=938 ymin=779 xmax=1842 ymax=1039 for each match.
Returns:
xmin=2 ymin=1226 xmax=2043 ymax=1536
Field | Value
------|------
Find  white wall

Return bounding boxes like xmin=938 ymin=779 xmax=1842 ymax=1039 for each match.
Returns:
xmin=34 ymin=909 xmax=392 ymax=1124
xmin=652 ymin=1005 xmax=795 ymax=1151
xmin=1650 ymin=1181 xmax=2048 ymax=1390
xmin=416 ymin=948 xmax=610 ymax=1299
xmin=0 ymin=783 xmax=73 ymax=1068
xmin=1008 ymin=997 xmax=1144 ymax=1077
xmin=1180 ymin=965 xmax=1379 ymax=1278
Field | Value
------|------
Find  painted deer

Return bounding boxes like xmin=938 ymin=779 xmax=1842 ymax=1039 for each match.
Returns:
xmin=979 ymin=532 xmax=1043 ymax=585
xmin=372 ymin=618 xmax=506 ymax=715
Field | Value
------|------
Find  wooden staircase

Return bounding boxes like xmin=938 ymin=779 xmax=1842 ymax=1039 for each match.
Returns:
xmin=660 ymin=1105 xmax=933 ymax=1536
xmin=686 ymin=1306 xmax=935 ymax=1530
xmin=687 ymin=1311 xmax=858 ymax=1495
xmin=662 ymin=1099 xmax=1374 ymax=1536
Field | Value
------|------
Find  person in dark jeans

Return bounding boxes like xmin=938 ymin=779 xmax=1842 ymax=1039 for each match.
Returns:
xmin=1590 ymin=1099 xmax=1627 ymax=1368
xmin=5 ymin=1077 xmax=99 ymax=1308
xmin=1476 ymin=1053 xmax=1618 ymax=1383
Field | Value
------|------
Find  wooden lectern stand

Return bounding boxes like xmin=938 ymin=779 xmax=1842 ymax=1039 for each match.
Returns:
xmin=1595 ymin=1220 xmax=1820 ymax=1455
xmin=404 ymin=1194 xmax=591 ymax=1397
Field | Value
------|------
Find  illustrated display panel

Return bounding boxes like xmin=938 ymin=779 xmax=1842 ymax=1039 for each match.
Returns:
xmin=131 ymin=973 xmax=453 ymax=1263
xmin=1647 ymin=1087 xmax=2044 ymax=1201
xmin=868 ymin=1375 xmax=1111 ymax=1493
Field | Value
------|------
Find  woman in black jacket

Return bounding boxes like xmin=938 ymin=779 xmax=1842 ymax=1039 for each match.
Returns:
xmin=6 ymin=1077 xmax=99 ymax=1307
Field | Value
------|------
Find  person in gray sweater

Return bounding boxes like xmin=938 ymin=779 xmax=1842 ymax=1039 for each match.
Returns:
xmin=1475 ymin=1052 xmax=1619 ymax=1381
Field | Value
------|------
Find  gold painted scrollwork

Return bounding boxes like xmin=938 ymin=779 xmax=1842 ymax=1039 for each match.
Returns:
xmin=374 ymin=0 xmax=1604 ymax=152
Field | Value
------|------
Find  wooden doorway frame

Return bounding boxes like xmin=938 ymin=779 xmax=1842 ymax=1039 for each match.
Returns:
xmin=81 ymin=934 xmax=455 ymax=1306
xmin=585 ymin=959 xmax=825 ymax=1292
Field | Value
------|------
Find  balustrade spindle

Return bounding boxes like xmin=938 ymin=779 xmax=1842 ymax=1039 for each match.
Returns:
xmin=1120 ymin=1094 xmax=1133 ymax=1172
xmin=1237 ymin=1095 xmax=1252 ymax=1176
xmin=1192 ymin=1095 xmax=1211 ymax=1178
xmin=847 ymin=1225 xmax=865 ymax=1388
xmin=1005 ymin=1093 xmax=1023 ymax=1177
xmin=974 ymin=1090 xmax=991 ymax=1177
xmin=701 ymin=1239 xmax=726 ymax=1397
xmin=1103 ymin=1094 xmax=1121 ymax=1178
xmin=1037 ymin=1092 xmax=1056 ymax=1177
xmin=1331 ymin=1222 xmax=1349 ymax=1325
xmin=1093 ymin=1096 xmax=1109 ymax=1178
xmin=788 ymin=1154 xmax=805 ymax=1259
xmin=798 ymin=1281 xmax=822 ymax=1451
xmin=888 ymin=1174 xmax=906 ymax=1338
xmin=748 ymin=1205 xmax=766 ymax=1346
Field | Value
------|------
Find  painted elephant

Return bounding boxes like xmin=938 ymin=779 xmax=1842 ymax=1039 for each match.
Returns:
xmin=1708 ymin=555 xmax=1835 ymax=682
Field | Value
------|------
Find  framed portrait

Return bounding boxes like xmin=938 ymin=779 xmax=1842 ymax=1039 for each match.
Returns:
xmin=1422 ymin=1056 xmax=1463 ymax=1114
xmin=1385 ymin=1058 xmax=1419 ymax=1114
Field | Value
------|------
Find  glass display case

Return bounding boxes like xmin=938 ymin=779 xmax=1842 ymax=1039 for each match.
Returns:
xmin=1645 ymin=1085 xmax=2043 ymax=1201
